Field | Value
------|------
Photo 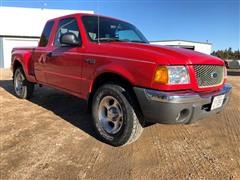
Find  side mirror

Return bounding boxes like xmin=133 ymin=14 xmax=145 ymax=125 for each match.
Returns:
xmin=60 ymin=33 xmax=81 ymax=46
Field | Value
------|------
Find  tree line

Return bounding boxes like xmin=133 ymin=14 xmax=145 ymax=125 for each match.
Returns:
xmin=211 ymin=48 xmax=240 ymax=60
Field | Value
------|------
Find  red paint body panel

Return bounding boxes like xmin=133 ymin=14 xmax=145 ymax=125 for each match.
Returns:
xmin=11 ymin=13 xmax=226 ymax=100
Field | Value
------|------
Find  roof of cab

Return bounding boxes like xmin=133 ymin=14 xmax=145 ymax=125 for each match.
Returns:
xmin=47 ymin=13 xmax=130 ymax=24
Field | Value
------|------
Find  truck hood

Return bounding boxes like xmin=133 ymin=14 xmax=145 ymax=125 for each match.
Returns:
xmin=98 ymin=42 xmax=224 ymax=66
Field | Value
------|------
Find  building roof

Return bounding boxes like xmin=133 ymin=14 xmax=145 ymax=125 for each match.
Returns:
xmin=150 ymin=39 xmax=212 ymax=45
xmin=0 ymin=6 xmax=94 ymax=37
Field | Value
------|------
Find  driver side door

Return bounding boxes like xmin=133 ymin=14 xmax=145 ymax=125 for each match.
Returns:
xmin=45 ymin=17 xmax=85 ymax=96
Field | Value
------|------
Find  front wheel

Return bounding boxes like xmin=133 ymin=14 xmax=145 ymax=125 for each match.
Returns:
xmin=13 ymin=68 xmax=34 ymax=99
xmin=92 ymin=84 xmax=143 ymax=146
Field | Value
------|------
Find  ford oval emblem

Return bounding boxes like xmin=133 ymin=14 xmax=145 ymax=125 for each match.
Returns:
xmin=210 ymin=72 xmax=218 ymax=79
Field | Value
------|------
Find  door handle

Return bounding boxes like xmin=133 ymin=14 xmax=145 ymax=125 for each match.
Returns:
xmin=46 ymin=52 xmax=53 ymax=58
xmin=84 ymin=58 xmax=96 ymax=64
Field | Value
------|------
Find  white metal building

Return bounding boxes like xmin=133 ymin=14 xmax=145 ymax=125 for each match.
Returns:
xmin=0 ymin=6 xmax=94 ymax=68
xmin=150 ymin=40 xmax=212 ymax=55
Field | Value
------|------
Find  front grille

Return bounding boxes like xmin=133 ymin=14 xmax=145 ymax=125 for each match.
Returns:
xmin=194 ymin=65 xmax=224 ymax=88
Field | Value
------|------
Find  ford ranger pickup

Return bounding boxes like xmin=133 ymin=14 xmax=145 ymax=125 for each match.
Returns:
xmin=11 ymin=13 xmax=232 ymax=146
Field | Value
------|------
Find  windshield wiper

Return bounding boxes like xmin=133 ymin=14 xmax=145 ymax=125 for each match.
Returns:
xmin=97 ymin=38 xmax=125 ymax=42
xmin=96 ymin=38 xmax=147 ymax=44
xmin=129 ymin=40 xmax=148 ymax=43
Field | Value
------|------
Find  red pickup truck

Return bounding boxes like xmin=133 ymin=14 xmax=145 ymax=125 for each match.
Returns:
xmin=11 ymin=13 xmax=232 ymax=146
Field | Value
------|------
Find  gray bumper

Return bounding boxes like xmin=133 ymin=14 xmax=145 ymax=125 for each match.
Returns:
xmin=134 ymin=84 xmax=232 ymax=124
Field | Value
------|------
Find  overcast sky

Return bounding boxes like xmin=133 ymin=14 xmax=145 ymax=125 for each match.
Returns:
xmin=1 ymin=0 xmax=239 ymax=51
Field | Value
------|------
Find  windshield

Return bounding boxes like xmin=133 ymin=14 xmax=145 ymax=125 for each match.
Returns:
xmin=82 ymin=16 xmax=148 ymax=43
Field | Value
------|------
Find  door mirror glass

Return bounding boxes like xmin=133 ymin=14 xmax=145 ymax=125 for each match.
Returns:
xmin=60 ymin=33 xmax=80 ymax=46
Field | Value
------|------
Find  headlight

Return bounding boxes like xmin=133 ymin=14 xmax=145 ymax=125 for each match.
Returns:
xmin=154 ymin=66 xmax=190 ymax=84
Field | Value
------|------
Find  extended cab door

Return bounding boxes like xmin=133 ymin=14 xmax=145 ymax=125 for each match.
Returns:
xmin=33 ymin=21 xmax=55 ymax=82
xmin=44 ymin=17 xmax=85 ymax=95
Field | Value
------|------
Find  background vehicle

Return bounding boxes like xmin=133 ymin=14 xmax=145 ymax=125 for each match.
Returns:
xmin=11 ymin=13 xmax=232 ymax=146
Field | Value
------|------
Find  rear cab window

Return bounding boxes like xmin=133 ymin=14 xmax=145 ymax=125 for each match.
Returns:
xmin=39 ymin=21 xmax=54 ymax=47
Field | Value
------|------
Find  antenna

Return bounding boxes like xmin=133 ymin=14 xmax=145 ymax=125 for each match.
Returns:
xmin=98 ymin=15 xmax=100 ymax=44
xmin=97 ymin=0 xmax=100 ymax=44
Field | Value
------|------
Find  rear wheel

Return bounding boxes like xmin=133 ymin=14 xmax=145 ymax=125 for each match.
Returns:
xmin=92 ymin=84 xmax=143 ymax=146
xmin=13 ymin=68 xmax=34 ymax=99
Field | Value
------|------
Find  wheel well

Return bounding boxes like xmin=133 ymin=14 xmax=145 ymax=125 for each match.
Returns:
xmin=88 ymin=73 xmax=142 ymax=117
xmin=13 ymin=60 xmax=22 ymax=73
xmin=91 ymin=73 xmax=132 ymax=94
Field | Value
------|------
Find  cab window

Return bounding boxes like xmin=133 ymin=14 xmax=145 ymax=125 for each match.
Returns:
xmin=39 ymin=21 xmax=54 ymax=47
xmin=54 ymin=18 xmax=81 ymax=46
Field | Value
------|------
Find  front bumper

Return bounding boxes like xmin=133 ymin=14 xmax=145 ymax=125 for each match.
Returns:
xmin=134 ymin=83 xmax=232 ymax=124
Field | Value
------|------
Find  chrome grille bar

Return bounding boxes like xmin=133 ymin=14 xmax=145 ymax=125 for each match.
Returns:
xmin=194 ymin=65 xmax=224 ymax=87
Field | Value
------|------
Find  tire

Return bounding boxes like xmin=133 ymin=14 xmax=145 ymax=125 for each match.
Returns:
xmin=13 ymin=67 xmax=34 ymax=99
xmin=92 ymin=84 xmax=143 ymax=146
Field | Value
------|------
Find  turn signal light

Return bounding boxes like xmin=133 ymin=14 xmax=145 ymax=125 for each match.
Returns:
xmin=154 ymin=66 xmax=168 ymax=84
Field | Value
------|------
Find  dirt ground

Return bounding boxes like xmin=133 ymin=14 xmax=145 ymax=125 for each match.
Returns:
xmin=0 ymin=69 xmax=240 ymax=179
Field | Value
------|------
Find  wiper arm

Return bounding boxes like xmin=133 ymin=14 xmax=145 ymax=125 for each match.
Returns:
xmin=129 ymin=40 xmax=147 ymax=43
xmin=96 ymin=38 xmax=147 ymax=43
xmin=97 ymin=38 xmax=124 ymax=42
